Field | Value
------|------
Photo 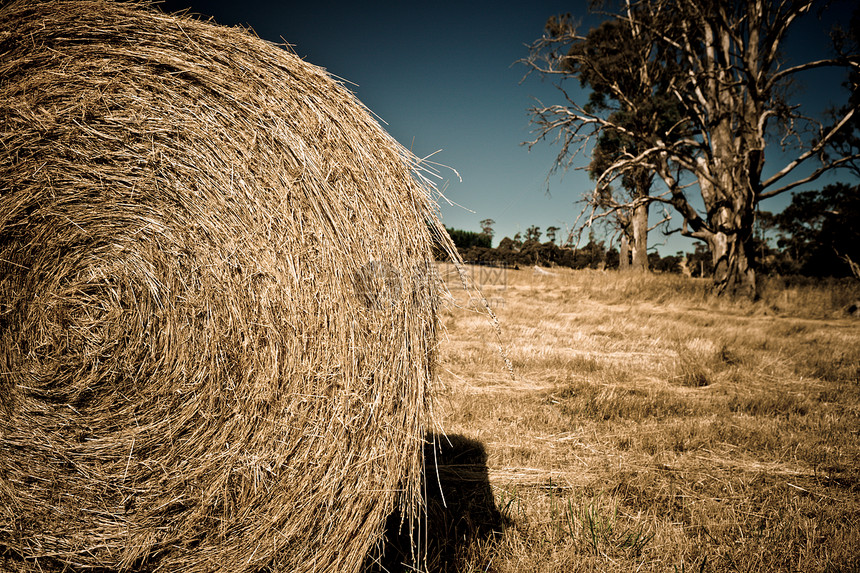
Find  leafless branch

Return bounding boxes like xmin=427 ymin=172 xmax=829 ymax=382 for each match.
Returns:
xmin=761 ymin=107 xmax=859 ymax=193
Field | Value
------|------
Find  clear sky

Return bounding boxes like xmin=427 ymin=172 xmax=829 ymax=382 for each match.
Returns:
xmin=158 ymin=0 xmax=857 ymax=255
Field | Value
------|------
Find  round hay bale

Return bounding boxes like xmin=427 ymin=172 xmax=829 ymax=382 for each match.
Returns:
xmin=0 ymin=1 xmax=455 ymax=571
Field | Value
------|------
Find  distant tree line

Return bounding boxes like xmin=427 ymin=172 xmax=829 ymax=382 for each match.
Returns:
xmin=439 ymin=228 xmax=688 ymax=273
xmin=440 ymin=182 xmax=860 ymax=279
xmin=443 ymin=227 xmax=491 ymax=250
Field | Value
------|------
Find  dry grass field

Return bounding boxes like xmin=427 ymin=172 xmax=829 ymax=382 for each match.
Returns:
xmin=418 ymin=266 xmax=860 ymax=572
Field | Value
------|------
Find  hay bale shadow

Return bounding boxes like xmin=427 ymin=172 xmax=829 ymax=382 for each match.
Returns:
xmin=365 ymin=434 xmax=505 ymax=573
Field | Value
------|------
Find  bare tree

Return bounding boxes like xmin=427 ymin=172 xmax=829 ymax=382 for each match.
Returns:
xmin=526 ymin=0 xmax=860 ymax=296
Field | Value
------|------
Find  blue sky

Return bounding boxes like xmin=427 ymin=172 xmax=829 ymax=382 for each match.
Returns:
xmin=159 ymin=0 xmax=857 ymax=255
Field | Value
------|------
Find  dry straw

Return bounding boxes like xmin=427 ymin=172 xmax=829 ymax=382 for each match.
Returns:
xmin=0 ymin=1 xmax=457 ymax=570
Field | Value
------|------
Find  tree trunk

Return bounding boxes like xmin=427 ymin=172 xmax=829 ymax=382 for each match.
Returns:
xmin=694 ymin=108 xmax=759 ymax=298
xmin=708 ymin=231 xmax=756 ymax=298
xmin=619 ymin=233 xmax=631 ymax=271
xmin=630 ymin=202 xmax=648 ymax=272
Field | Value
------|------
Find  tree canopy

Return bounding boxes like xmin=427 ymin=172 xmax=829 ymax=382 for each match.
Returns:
xmin=773 ymin=182 xmax=860 ymax=277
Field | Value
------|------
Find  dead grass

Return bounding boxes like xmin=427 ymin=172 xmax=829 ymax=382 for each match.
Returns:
xmin=426 ymin=267 xmax=860 ymax=572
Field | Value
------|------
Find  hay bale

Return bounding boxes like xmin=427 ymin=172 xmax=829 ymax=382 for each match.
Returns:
xmin=0 ymin=1 xmax=455 ymax=570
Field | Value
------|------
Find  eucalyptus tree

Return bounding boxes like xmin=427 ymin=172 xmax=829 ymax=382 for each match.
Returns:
xmin=581 ymin=14 xmax=679 ymax=272
xmin=526 ymin=225 xmax=542 ymax=242
xmin=590 ymin=118 xmax=673 ymax=271
xmin=526 ymin=0 xmax=860 ymax=296
xmin=774 ymin=182 xmax=860 ymax=277
xmin=479 ymin=218 xmax=496 ymax=240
